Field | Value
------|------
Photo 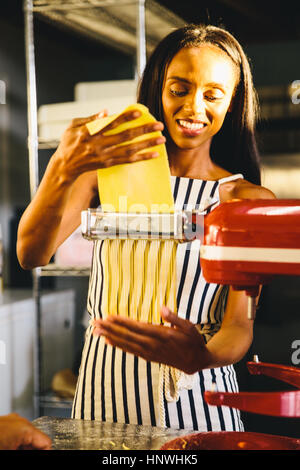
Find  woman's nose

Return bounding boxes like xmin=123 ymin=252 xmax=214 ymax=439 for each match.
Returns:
xmin=186 ymin=90 xmax=206 ymax=115
xmin=193 ymin=91 xmax=206 ymax=114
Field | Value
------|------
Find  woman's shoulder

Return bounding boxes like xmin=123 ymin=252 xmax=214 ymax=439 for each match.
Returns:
xmin=234 ymin=179 xmax=276 ymax=200
xmin=219 ymin=176 xmax=276 ymax=202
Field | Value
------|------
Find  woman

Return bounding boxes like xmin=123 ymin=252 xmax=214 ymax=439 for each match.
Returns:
xmin=17 ymin=24 xmax=275 ymax=431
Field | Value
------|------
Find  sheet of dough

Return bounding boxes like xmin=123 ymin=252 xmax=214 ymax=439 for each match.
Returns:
xmin=87 ymin=104 xmax=177 ymax=323
xmin=86 ymin=103 xmax=174 ymax=213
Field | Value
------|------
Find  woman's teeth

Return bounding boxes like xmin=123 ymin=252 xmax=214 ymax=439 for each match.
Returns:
xmin=178 ymin=120 xmax=206 ymax=130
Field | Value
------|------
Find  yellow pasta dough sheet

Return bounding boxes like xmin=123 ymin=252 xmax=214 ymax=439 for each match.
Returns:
xmin=86 ymin=103 xmax=174 ymax=213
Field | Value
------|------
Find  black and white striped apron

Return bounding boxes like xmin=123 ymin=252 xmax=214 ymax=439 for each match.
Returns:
xmin=72 ymin=174 xmax=244 ymax=431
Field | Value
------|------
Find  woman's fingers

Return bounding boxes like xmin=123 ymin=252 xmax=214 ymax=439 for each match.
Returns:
xmin=100 ymin=121 xmax=164 ymax=147
xmin=70 ymin=109 xmax=108 ymax=128
xmin=100 ymin=135 xmax=165 ymax=167
xmin=93 ymin=319 xmax=163 ymax=362
xmin=161 ymin=306 xmax=195 ymax=331
xmin=93 ymin=309 xmax=196 ymax=343
xmin=93 ymin=315 xmax=166 ymax=340
xmin=57 ymin=108 xmax=166 ymax=178
xmin=101 ymin=109 xmax=142 ymax=133
xmin=104 ymin=333 xmax=150 ymax=359
xmin=93 ymin=307 xmax=193 ymax=336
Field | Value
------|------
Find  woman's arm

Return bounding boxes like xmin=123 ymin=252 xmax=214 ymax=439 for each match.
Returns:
xmin=196 ymin=287 xmax=253 ymax=369
xmin=17 ymin=109 xmax=165 ymax=269
xmin=17 ymin=168 xmax=98 ymax=269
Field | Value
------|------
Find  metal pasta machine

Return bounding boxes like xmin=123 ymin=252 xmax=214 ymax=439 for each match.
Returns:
xmin=82 ymin=198 xmax=300 ymax=320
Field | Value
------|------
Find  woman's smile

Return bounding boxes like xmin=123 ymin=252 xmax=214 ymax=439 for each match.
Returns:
xmin=176 ymin=119 xmax=208 ymax=136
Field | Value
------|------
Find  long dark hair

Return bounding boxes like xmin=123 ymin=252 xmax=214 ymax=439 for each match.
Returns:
xmin=137 ymin=24 xmax=261 ymax=185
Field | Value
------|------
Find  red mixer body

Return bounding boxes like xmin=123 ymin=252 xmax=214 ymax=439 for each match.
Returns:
xmin=200 ymin=199 xmax=300 ymax=294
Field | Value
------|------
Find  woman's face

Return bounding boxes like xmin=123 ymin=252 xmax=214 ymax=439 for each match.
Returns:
xmin=161 ymin=45 xmax=239 ymax=150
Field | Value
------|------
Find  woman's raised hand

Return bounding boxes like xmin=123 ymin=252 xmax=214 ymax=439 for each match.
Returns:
xmin=53 ymin=108 xmax=165 ymax=183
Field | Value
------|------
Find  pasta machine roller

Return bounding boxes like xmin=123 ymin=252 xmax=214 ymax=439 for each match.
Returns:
xmin=81 ymin=196 xmax=217 ymax=242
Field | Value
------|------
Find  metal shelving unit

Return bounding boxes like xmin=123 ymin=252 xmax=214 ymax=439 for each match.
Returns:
xmin=23 ymin=0 xmax=184 ymax=417
xmin=38 ymin=264 xmax=91 ymax=277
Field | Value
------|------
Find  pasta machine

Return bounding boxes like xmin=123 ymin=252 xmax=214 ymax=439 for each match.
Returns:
xmin=82 ymin=198 xmax=300 ymax=320
xmin=81 ymin=196 xmax=216 ymax=242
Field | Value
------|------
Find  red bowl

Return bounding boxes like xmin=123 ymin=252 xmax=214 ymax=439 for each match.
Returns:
xmin=160 ymin=431 xmax=300 ymax=450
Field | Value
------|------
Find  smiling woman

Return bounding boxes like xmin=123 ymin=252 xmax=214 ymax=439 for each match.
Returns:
xmin=17 ymin=23 xmax=275 ymax=433
xmin=76 ymin=25 xmax=274 ymax=430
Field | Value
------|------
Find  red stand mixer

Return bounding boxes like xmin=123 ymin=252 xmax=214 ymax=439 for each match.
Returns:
xmin=163 ymin=199 xmax=300 ymax=450
xmin=200 ymin=198 xmax=300 ymax=319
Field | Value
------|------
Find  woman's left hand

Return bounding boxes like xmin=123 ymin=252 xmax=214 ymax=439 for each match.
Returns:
xmin=92 ymin=306 xmax=209 ymax=374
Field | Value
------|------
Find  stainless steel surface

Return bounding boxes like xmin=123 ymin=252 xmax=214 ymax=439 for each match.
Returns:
xmin=81 ymin=209 xmax=189 ymax=241
xmin=24 ymin=0 xmax=39 ymax=199
xmin=33 ymin=416 xmax=192 ymax=450
xmin=38 ymin=263 xmax=90 ymax=277
xmin=24 ymin=0 xmax=43 ymax=418
xmin=32 ymin=0 xmax=184 ymax=57
xmin=247 ymin=296 xmax=257 ymax=320
xmin=136 ymin=0 xmax=146 ymax=79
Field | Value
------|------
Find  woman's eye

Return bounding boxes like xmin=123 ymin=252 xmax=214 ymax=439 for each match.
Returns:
xmin=205 ymin=95 xmax=218 ymax=101
xmin=205 ymin=93 xmax=223 ymax=102
xmin=170 ymin=89 xmax=187 ymax=97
